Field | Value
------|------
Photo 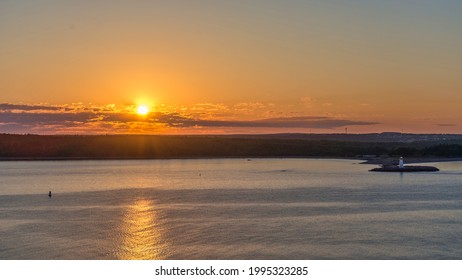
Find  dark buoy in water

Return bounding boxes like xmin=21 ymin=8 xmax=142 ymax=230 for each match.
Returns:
xmin=48 ymin=191 xmax=52 ymax=198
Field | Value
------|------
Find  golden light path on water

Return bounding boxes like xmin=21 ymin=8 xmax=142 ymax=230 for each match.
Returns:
xmin=116 ymin=199 xmax=168 ymax=260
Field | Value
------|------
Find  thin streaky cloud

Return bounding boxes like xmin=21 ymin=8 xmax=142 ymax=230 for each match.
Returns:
xmin=436 ymin=124 xmax=457 ymax=127
xmin=0 ymin=103 xmax=62 ymax=111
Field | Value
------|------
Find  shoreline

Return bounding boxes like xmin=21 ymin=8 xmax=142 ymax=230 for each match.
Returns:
xmin=1 ymin=155 xmax=462 ymax=164
xmin=0 ymin=156 xmax=357 ymax=161
xmin=2 ymin=134 xmax=462 ymax=162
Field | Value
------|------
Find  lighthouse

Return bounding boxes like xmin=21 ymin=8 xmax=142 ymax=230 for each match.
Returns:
xmin=399 ymin=157 xmax=404 ymax=169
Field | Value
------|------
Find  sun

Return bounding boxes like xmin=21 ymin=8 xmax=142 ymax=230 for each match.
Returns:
xmin=136 ymin=105 xmax=149 ymax=115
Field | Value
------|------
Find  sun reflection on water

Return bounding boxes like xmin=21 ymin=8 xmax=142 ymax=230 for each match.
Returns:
xmin=116 ymin=199 xmax=168 ymax=260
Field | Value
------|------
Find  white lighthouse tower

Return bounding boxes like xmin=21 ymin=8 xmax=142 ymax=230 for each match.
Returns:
xmin=399 ymin=157 xmax=404 ymax=169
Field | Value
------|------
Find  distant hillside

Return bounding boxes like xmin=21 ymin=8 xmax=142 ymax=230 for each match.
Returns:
xmin=1 ymin=134 xmax=462 ymax=160
xmin=225 ymin=132 xmax=462 ymax=143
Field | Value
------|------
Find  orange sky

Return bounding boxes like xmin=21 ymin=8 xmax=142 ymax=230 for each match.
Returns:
xmin=1 ymin=0 xmax=461 ymax=134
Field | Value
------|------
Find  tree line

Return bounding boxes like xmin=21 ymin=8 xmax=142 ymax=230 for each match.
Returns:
xmin=1 ymin=134 xmax=462 ymax=159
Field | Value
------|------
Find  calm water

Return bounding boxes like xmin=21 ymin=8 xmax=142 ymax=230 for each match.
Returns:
xmin=1 ymin=158 xmax=462 ymax=259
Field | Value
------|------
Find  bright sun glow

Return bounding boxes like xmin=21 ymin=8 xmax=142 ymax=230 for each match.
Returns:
xmin=137 ymin=105 xmax=149 ymax=115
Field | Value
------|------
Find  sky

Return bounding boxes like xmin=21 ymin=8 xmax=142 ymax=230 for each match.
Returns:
xmin=1 ymin=0 xmax=461 ymax=134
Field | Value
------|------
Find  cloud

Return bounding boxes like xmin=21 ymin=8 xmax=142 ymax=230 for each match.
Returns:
xmin=101 ymin=113 xmax=150 ymax=123
xmin=436 ymin=124 xmax=457 ymax=127
xmin=148 ymin=115 xmax=378 ymax=129
xmin=0 ymin=102 xmax=379 ymax=134
xmin=0 ymin=103 xmax=61 ymax=111
xmin=0 ymin=112 xmax=96 ymax=124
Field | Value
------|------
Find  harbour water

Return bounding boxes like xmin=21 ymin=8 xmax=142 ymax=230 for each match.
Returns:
xmin=1 ymin=158 xmax=462 ymax=259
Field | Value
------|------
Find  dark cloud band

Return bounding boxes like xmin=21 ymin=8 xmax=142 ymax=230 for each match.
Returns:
xmin=0 ymin=103 xmax=61 ymax=111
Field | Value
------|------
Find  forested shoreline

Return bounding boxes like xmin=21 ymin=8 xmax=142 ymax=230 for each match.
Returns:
xmin=1 ymin=134 xmax=462 ymax=160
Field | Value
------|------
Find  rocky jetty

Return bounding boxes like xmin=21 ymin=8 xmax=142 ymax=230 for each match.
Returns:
xmin=370 ymin=165 xmax=439 ymax=172
xmin=369 ymin=156 xmax=439 ymax=172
